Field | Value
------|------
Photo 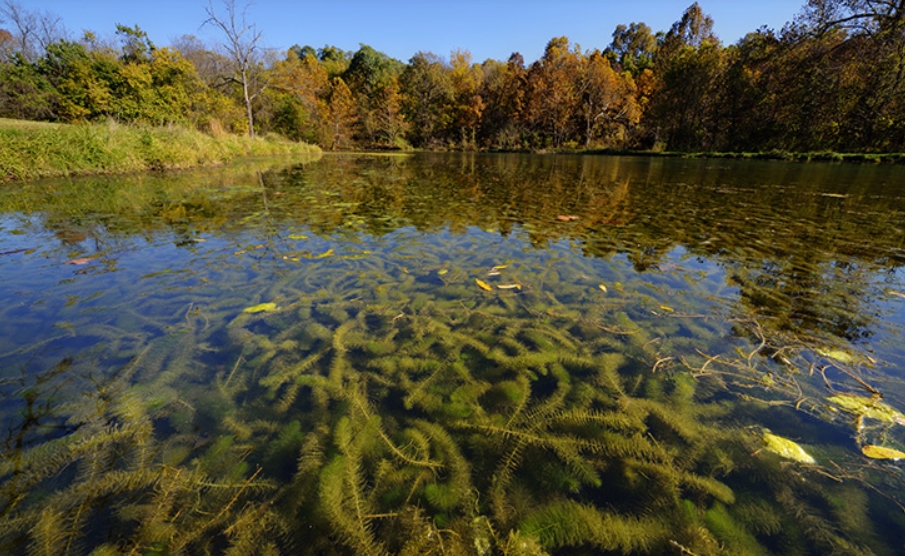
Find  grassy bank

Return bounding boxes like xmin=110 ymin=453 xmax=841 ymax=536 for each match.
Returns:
xmin=0 ymin=118 xmax=321 ymax=182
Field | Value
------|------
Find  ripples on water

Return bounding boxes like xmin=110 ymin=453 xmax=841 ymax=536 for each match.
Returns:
xmin=1 ymin=153 xmax=905 ymax=554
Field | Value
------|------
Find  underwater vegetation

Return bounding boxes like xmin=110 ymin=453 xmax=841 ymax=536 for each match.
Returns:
xmin=2 ymin=153 xmax=905 ymax=554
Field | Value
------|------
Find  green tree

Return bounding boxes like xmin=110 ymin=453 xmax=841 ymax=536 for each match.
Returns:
xmin=400 ymin=51 xmax=454 ymax=148
xmin=115 ymin=24 xmax=154 ymax=62
xmin=607 ymin=22 xmax=658 ymax=76
xmin=343 ymin=44 xmax=404 ymax=145
xmin=647 ymin=3 xmax=723 ymax=150
xmin=0 ymin=53 xmax=58 ymax=119
xmin=39 ymin=39 xmax=115 ymax=121
xmin=659 ymin=1 xmax=718 ymax=55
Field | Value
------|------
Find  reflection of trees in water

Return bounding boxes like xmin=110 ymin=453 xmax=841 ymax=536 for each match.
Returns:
xmin=5 ymin=153 xmax=903 ymax=346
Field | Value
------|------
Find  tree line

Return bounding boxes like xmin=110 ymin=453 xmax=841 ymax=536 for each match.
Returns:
xmin=2 ymin=0 xmax=904 ymax=153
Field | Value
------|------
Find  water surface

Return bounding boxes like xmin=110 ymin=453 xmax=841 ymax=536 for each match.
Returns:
xmin=2 ymin=153 xmax=905 ymax=555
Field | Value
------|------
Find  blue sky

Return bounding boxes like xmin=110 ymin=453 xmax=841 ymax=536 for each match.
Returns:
xmin=28 ymin=1 xmax=805 ymax=63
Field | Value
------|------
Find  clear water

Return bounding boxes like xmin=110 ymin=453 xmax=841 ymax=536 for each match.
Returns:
xmin=2 ymin=153 xmax=905 ymax=555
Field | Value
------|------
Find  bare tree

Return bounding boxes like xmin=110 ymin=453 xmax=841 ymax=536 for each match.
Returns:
xmin=0 ymin=0 xmax=66 ymax=61
xmin=202 ymin=0 xmax=265 ymax=136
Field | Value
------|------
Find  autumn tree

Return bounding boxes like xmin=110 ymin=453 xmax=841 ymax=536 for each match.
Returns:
xmin=269 ymin=48 xmax=329 ymax=141
xmin=321 ymin=76 xmax=358 ymax=149
xmin=448 ymin=49 xmax=485 ymax=149
xmin=578 ymin=50 xmax=639 ymax=148
xmin=478 ymin=53 xmax=528 ymax=149
xmin=525 ymin=37 xmax=582 ymax=148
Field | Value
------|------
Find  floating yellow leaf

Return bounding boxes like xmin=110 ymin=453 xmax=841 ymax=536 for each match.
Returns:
xmin=288 ymin=233 xmax=309 ymax=240
xmin=312 ymin=248 xmax=334 ymax=259
xmin=438 ymin=269 xmax=449 ymax=275
xmin=243 ymin=302 xmax=277 ymax=314
xmin=658 ymin=305 xmax=675 ymax=313
xmin=861 ymin=445 xmax=905 ymax=460
xmin=598 ymin=284 xmax=607 ymax=293
xmin=828 ymin=393 xmax=905 ymax=425
xmin=817 ymin=348 xmax=854 ymax=364
xmin=475 ymin=279 xmax=493 ymax=291
xmin=763 ymin=432 xmax=816 ymax=463
xmin=491 ymin=265 xmax=508 ymax=271
xmin=497 ymin=283 xmax=522 ymax=290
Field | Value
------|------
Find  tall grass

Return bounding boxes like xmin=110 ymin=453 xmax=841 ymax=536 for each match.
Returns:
xmin=0 ymin=119 xmax=321 ymax=182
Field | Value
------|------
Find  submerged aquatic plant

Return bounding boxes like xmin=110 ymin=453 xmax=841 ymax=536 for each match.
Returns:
xmin=2 ymin=153 xmax=905 ymax=554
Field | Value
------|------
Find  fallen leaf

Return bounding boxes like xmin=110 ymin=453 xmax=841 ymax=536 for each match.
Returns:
xmin=659 ymin=305 xmax=675 ymax=313
xmin=243 ymin=302 xmax=277 ymax=314
xmin=817 ymin=348 xmax=854 ymax=364
xmin=497 ymin=283 xmax=522 ymax=290
xmin=437 ymin=269 xmax=449 ymax=275
xmin=762 ymin=431 xmax=816 ymax=463
xmin=598 ymin=284 xmax=608 ymax=293
xmin=556 ymin=215 xmax=580 ymax=222
xmin=887 ymin=289 xmax=905 ymax=299
xmin=861 ymin=445 xmax=905 ymax=460
xmin=475 ymin=278 xmax=493 ymax=291
xmin=288 ymin=233 xmax=309 ymax=240
xmin=491 ymin=265 xmax=508 ymax=271
xmin=828 ymin=393 xmax=905 ymax=425
xmin=65 ymin=257 xmax=96 ymax=265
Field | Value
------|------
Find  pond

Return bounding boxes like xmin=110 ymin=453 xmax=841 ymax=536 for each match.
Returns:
xmin=1 ymin=152 xmax=905 ymax=555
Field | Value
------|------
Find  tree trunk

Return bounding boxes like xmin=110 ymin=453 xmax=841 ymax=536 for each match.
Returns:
xmin=242 ymin=68 xmax=255 ymax=137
